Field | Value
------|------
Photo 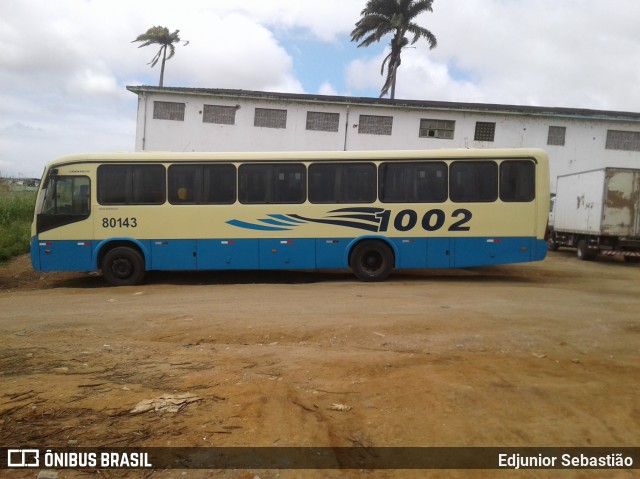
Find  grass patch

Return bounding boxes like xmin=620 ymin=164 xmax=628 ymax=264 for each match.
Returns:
xmin=0 ymin=186 xmax=37 ymax=264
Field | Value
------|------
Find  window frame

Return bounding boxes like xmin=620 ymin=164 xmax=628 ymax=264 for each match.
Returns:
xmin=547 ymin=126 xmax=566 ymax=146
xmin=153 ymin=101 xmax=185 ymax=121
xmin=254 ymin=108 xmax=288 ymax=129
xmin=605 ymin=129 xmax=640 ymax=152
xmin=306 ymin=111 xmax=340 ymax=132
xmin=358 ymin=115 xmax=393 ymax=136
xmin=203 ymin=104 xmax=237 ymax=125
xmin=474 ymin=122 xmax=496 ymax=142
xmin=419 ymin=119 xmax=455 ymax=140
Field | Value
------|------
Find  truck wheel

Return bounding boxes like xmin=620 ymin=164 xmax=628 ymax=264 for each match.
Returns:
xmin=576 ymin=240 xmax=595 ymax=261
xmin=350 ymin=240 xmax=394 ymax=282
xmin=547 ymin=235 xmax=559 ymax=251
xmin=102 ymin=247 xmax=146 ymax=286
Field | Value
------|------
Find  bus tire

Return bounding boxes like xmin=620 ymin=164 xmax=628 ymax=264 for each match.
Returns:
xmin=102 ymin=246 xmax=146 ymax=286
xmin=350 ymin=240 xmax=394 ymax=282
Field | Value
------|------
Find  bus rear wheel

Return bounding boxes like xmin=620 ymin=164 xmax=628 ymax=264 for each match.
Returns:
xmin=350 ymin=240 xmax=394 ymax=282
xmin=102 ymin=246 xmax=145 ymax=286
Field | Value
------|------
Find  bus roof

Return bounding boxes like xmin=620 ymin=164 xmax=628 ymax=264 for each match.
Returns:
xmin=45 ymin=148 xmax=548 ymax=169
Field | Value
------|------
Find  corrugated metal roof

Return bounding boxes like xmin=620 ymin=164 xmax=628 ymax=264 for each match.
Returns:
xmin=126 ymin=85 xmax=640 ymax=122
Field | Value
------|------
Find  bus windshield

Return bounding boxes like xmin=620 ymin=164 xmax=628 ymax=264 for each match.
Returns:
xmin=37 ymin=174 xmax=90 ymax=232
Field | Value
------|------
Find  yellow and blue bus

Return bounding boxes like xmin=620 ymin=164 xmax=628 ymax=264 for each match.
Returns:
xmin=31 ymin=149 xmax=549 ymax=285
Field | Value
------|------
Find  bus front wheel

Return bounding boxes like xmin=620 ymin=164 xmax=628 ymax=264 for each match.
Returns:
xmin=102 ymin=246 xmax=146 ymax=286
xmin=350 ymin=240 xmax=394 ymax=282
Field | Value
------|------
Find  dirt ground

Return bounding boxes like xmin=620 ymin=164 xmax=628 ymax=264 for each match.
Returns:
xmin=0 ymin=251 xmax=638 ymax=479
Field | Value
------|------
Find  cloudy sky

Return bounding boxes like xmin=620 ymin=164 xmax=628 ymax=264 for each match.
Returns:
xmin=1 ymin=0 xmax=640 ymax=178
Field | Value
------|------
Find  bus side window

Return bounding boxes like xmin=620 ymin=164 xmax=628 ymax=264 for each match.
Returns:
xmin=450 ymin=161 xmax=498 ymax=203
xmin=203 ymin=165 xmax=236 ymax=204
xmin=239 ymin=164 xmax=269 ymax=204
xmin=169 ymin=165 xmax=198 ymax=204
xmin=98 ymin=165 xmax=166 ymax=205
xmin=97 ymin=165 xmax=128 ymax=204
xmin=272 ymin=165 xmax=305 ymax=203
xmin=380 ymin=162 xmax=447 ymax=203
xmin=132 ymin=165 xmax=165 ymax=204
xmin=500 ymin=160 xmax=535 ymax=202
xmin=309 ymin=163 xmax=375 ymax=204
xmin=239 ymin=164 xmax=305 ymax=204
xmin=341 ymin=164 xmax=376 ymax=203
xmin=309 ymin=164 xmax=338 ymax=203
xmin=416 ymin=162 xmax=447 ymax=202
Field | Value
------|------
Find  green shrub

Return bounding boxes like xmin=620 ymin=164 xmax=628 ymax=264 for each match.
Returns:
xmin=0 ymin=190 xmax=37 ymax=263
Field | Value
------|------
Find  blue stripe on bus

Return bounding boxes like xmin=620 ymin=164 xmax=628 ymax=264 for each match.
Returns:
xmin=32 ymin=237 xmax=546 ymax=273
xmin=258 ymin=218 xmax=301 ymax=227
xmin=225 ymin=219 xmax=292 ymax=231
xmin=267 ymin=214 xmax=307 ymax=224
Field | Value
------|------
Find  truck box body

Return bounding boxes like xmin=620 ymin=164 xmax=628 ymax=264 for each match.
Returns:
xmin=554 ymin=168 xmax=640 ymax=238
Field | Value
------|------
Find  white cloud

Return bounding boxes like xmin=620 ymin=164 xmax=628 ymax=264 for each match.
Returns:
xmin=205 ymin=0 xmax=363 ymax=42
xmin=318 ymin=82 xmax=339 ymax=96
xmin=345 ymin=55 xmax=385 ymax=93
xmin=0 ymin=0 xmax=311 ymax=176
xmin=343 ymin=0 xmax=640 ymax=110
xmin=426 ymin=0 xmax=640 ymax=109
xmin=345 ymin=50 xmax=483 ymax=102
xmin=165 ymin=13 xmax=303 ymax=92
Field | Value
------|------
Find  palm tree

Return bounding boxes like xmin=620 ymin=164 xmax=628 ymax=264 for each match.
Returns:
xmin=351 ymin=0 xmax=437 ymax=99
xmin=132 ymin=26 xmax=188 ymax=87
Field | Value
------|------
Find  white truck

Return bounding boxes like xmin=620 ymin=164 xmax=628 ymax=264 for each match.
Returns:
xmin=547 ymin=167 xmax=640 ymax=261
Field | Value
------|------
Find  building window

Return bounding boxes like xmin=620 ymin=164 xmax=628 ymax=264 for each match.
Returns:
xmin=547 ymin=126 xmax=566 ymax=146
xmin=474 ymin=122 xmax=496 ymax=142
xmin=254 ymin=108 xmax=287 ymax=129
xmin=606 ymin=130 xmax=640 ymax=152
xmin=203 ymin=105 xmax=236 ymax=125
xmin=306 ymin=111 xmax=340 ymax=132
xmin=153 ymin=101 xmax=185 ymax=121
xmin=358 ymin=115 xmax=393 ymax=136
xmin=419 ymin=119 xmax=455 ymax=139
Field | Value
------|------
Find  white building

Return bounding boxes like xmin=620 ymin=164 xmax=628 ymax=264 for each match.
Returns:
xmin=127 ymin=86 xmax=640 ymax=192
